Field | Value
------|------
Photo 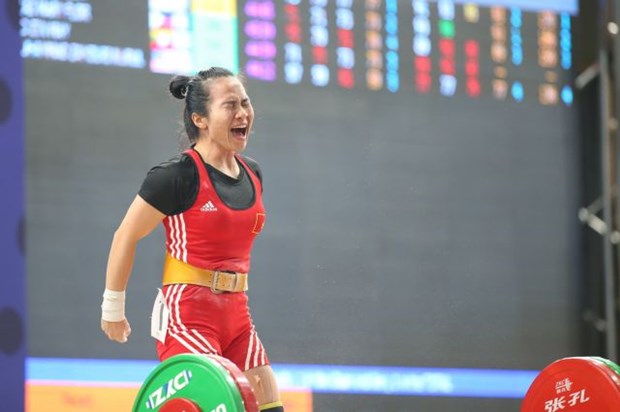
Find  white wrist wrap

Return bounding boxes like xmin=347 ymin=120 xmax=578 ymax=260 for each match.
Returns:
xmin=101 ymin=289 xmax=126 ymax=322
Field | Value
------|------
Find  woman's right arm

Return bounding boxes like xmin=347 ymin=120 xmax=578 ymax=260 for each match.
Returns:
xmin=101 ymin=195 xmax=166 ymax=343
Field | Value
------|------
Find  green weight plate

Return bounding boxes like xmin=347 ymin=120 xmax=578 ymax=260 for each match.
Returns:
xmin=204 ymin=355 xmax=258 ymax=412
xmin=133 ymin=354 xmax=246 ymax=412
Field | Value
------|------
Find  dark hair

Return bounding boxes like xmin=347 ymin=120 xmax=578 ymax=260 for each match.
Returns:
xmin=169 ymin=67 xmax=236 ymax=144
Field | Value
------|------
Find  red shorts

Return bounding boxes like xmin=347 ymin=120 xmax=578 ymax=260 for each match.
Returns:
xmin=156 ymin=284 xmax=270 ymax=372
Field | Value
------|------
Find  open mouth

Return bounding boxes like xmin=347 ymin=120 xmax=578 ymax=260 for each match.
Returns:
xmin=231 ymin=126 xmax=248 ymax=138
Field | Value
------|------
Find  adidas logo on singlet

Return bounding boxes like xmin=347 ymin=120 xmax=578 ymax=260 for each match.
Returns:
xmin=200 ymin=201 xmax=218 ymax=212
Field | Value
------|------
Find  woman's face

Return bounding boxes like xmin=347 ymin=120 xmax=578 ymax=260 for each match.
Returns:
xmin=199 ymin=77 xmax=254 ymax=153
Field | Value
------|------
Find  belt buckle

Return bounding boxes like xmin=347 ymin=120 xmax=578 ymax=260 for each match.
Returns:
xmin=232 ymin=273 xmax=240 ymax=291
xmin=211 ymin=271 xmax=222 ymax=294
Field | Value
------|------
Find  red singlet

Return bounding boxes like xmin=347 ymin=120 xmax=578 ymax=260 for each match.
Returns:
xmin=162 ymin=149 xmax=266 ymax=273
xmin=156 ymin=149 xmax=269 ymax=371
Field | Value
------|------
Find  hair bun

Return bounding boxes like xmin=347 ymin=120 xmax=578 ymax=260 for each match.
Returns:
xmin=169 ymin=75 xmax=191 ymax=99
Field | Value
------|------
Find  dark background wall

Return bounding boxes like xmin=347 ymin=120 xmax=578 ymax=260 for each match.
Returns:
xmin=24 ymin=1 xmax=585 ymax=411
xmin=574 ymin=0 xmax=608 ymax=357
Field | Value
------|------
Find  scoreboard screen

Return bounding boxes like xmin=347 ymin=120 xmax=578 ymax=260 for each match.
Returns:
xmin=21 ymin=0 xmax=575 ymax=105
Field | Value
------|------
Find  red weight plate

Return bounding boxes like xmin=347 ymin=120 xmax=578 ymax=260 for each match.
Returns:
xmin=159 ymin=397 xmax=202 ymax=412
xmin=590 ymin=356 xmax=620 ymax=378
xmin=205 ymin=355 xmax=259 ymax=412
xmin=521 ymin=357 xmax=620 ymax=412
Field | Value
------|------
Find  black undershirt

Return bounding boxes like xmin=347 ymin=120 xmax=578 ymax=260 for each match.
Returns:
xmin=138 ymin=151 xmax=263 ymax=216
